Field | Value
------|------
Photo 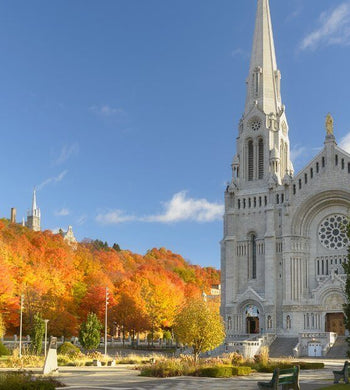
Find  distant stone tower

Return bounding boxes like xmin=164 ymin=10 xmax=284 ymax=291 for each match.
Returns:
xmin=26 ymin=188 xmax=41 ymax=231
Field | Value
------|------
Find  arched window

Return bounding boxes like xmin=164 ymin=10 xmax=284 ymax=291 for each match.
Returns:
xmin=267 ymin=315 xmax=272 ymax=329
xmin=286 ymin=315 xmax=291 ymax=329
xmin=227 ymin=316 xmax=232 ymax=331
xmin=248 ymin=140 xmax=254 ymax=181
xmin=258 ymin=139 xmax=264 ymax=179
xmin=251 ymin=234 xmax=257 ymax=279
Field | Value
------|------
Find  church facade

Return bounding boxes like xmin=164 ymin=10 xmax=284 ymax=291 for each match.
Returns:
xmin=221 ymin=0 xmax=350 ymax=340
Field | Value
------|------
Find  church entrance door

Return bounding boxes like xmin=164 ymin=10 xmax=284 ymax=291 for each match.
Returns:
xmin=246 ymin=317 xmax=259 ymax=334
xmin=325 ymin=313 xmax=345 ymax=335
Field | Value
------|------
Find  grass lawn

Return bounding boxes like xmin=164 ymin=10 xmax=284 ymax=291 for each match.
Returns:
xmin=319 ymin=385 xmax=350 ymax=389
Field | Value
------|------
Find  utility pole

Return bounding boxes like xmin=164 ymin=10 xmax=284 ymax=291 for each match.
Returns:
xmin=44 ymin=320 xmax=49 ymax=357
xmin=104 ymin=287 xmax=109 ymax=356
xmin=19 ymin=295 xmax=24 ymax=358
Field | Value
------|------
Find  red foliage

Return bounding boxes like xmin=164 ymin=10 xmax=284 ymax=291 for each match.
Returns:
xmin=0 ymin=221 xmax=220 ymax=336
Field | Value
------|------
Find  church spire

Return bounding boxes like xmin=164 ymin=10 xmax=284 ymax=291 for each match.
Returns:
xmin=231 ymin=0 xmax=293 ymax=188
xmin=32 ymin=187 xmax=38 ymax=213
xmin=26 ymin=187 xmax=41 ymax=231
xmin=245 ymin=0 xmax=282 ymax=115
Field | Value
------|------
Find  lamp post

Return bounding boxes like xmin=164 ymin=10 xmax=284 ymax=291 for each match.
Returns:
xmin=19 ymin=295 xmax=24 ymax=358
xmin=44 ymin=320 xmax=49 ymax=357
xmin=104 ymin=287 xmax=109 ymax=356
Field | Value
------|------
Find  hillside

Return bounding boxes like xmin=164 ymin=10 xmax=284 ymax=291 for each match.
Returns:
xmin=0 ymin=219 xmax=220 ymax=336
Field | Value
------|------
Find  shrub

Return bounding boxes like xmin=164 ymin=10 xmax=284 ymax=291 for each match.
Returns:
xmin=198 ymin=365 xmax=252 ymax=378
xmin=0 ymin=343 xmax=10 ymax=356
xmin=57 ymin=342 xmax=80 ymax=356
xmin=198 ymin=365 xmax=233 ymax=378
xmin=231 ymin=366 xmax=252 ymax=375
xmin=30 ymin=314 xmax=45 ymax=355
xmin=254 ymin=346 xmax=269 ymax=365
xmin=297 ymin=362 xmax=324 ymax=370
xmin=230 ymin=352 xmax=245 ymax=365
xmin=79 ymin=313 xmax=102 ymax=351
xmin=0 ymin=371 xmax=63 ymax=389
xmin=254 ymin=361 xmax=324 ymax=373
xmin=140 ymin=359 xmax=194 ymax=378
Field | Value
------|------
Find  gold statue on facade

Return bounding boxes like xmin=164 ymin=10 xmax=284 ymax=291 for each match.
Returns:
xmin=325 ymin=113 xmax=334 ymax=135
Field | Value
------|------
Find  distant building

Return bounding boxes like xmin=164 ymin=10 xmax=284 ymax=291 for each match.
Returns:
xmin=26 ymin=188 xmax=41 ymax=231
xmin=210 ymin=284 xmax=221 ymax=296
xmin=60 ymin=225 xmax=77 ymax=248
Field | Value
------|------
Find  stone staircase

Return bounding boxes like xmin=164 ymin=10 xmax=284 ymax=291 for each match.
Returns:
xmin=269 ymin=337 xmax=298 ymax=358
xmin=326 ymin=336 xmax=348 ymax=358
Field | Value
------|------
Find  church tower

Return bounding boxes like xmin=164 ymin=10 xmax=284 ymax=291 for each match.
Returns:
xmin=221 ymin=0 xmax=293 ymax=339
xmin=222 ymin=0 xmax=350 ymax=356
xmin=232 ymin=0 xmax=293 ymax=189
xmin=26 ymin=188 xmax=41 ymax=231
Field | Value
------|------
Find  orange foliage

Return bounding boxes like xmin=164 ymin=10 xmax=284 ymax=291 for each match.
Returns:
xmin=0 ymin=219 xmax=220 ymax=336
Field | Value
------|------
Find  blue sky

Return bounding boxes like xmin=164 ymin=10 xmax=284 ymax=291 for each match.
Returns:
xmin=1 ymin=0 xmax=350 ymax=269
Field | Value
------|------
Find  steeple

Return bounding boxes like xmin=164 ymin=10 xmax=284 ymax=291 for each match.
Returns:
xmin=26 ymin=188 xmax=41 ymax=231
xmin=32 ymin=188 xmax=38 ymax=213
xmin=245 ymin=0 xmax=282 ymax=116
xmin=231 ymin=0 xmax=293 ymax=189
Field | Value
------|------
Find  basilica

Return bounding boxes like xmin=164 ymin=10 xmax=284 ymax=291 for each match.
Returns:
xmin=221 ymin=0 xmax=350 ymax=354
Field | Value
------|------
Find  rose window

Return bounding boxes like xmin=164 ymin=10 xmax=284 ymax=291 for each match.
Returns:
xmin=318 ymin=214 xmax=349 ymax=250
xmin=251 ymin=120 xmax=262 ymax=131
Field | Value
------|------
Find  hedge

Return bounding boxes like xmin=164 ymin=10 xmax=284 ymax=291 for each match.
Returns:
xmin=0 ymin=343 xmax=10 ymax=357
xmin=256 ymin=361 xmax=324 ymax=373
xmin=198 ymin=365 xmax=252 ymax=378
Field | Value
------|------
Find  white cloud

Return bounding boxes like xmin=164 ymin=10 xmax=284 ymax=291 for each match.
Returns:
xmin=300 ymin=2 xmax=350 ymax=51
xmin=55 ymin=208 xmax=70 ymax=217
xmin=55 ymin=143 xmax=79 ymax=165
xmin=339 ymin=132 xmax=350 ymax=153
xmin=145 ymin=191 xmax=224 ymax=223
xmin=89 ymin=105 xmax=127 ymax=118
xmin=96 ymin=210 xmax=136 ymax=224
xmin=96 ymin=191 xmax=224 ymax=225
xmin=37 ymin=170 xmax=68 ymax=191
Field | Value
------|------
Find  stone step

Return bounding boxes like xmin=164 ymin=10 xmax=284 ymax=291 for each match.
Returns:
xmin=326 ymin=336 xmax=348 ymax=359
xmin=269 ymin=337 xmax=298 ymax=358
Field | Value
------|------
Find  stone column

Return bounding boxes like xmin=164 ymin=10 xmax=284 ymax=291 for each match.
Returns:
xmin=264 ymin=206 xmax=276 ymax=304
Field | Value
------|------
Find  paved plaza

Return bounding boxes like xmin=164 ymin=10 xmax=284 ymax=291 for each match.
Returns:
xmin=50 ymin=360 xmax=345 ymax=390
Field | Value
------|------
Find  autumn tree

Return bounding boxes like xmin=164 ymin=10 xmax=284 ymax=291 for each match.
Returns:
xmin=79 ymin=313 xmax=102 ymax=351
xmin=0 ymin=313 xmax=5 ymax=339
xmin=173 ymin=299 xmax=225 ymax=362
xmin=30 ymin=313 xmax=45 ymax=355
xmin=112 ymin=291 xmax=151 ymax=345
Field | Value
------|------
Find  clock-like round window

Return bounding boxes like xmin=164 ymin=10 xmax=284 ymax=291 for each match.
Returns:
xmin=251 ymin=120 xmax=262 ymax=131
xmin=318 ymin=214 xmax=349 ymax=250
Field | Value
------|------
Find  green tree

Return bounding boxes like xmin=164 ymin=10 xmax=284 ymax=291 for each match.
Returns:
xmin=112 ymin=243 xmax=121 ymax=252
xmin=0 ymin=313 xmax=6 ymax=339
xmin=30 ymin=313 xmax=45 ymax=355
xmin=79 ymin=312 xmax=102 ymax=351
xmin=343 ymin=223 xmax=350 ymax=356
xmin=173 ymin=299 xmax=225 ymax=362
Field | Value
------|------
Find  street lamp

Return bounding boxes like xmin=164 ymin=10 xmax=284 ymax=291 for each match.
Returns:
xmin=19 ymin=295 xmax=24 ymax=358
xmin=44 ymin=320 xmax=49 ymax=357
xmin=104 ymin=287 xmax=109 ymax=356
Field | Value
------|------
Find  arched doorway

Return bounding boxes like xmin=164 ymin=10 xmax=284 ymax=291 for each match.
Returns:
xmin=323 ymin=292 xmax=346 ymax=335
xmin=244 ymin=304 xmax=260 ymax=334
xmin=325 ymin=313 xmax=345 ymax=335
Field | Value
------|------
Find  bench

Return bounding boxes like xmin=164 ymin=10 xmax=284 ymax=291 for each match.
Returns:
xmin=333 ymin=360 xmax=349 ymax=384
xmin=257 ymin=365 xmax=300 ymax=390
